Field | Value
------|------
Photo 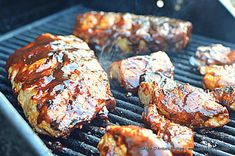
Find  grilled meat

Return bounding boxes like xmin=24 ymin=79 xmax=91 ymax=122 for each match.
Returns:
xmin=200 ymin=64 xmax=235 ymax=90
xmin=190 ymin=44 xmax=235 ymax=67
xmin=138 ymin=72 xmax=229 ymax=128
xmin=212 ymin=86 xmax=235 ymax=111
xmin=73 ymin=11 xmax=192 ymax=58
xmin=6 ymin=33 xmax=116 ymax=137
xmin=143 ymin=104 xmax=194 ymax=156
xmin=98 ymin=125 xmax=173 ymax=156
xmin=109 ymin=51 xmax=174 ymax=93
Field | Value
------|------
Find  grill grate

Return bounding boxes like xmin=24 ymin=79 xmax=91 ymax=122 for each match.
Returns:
xmin=0 ymin=5 xmax=235 ymax=156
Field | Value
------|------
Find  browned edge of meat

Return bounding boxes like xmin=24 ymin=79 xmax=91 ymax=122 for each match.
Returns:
xmin=73 ymin=11 xmax=192 ymax=57
xmin=6 ymin=33 xmax=116 ymax=137
xmin=211 ymin=86 xmax=235 ymax=111
xmin=98 ymin=125 xmax=173 ymax=156
xmin=200 ymin=64 xmax=235 ymax=90
xmin=109 ymin=51 xmax=174 ymax=93
xmin=138 ymin=72 xmax=229 ymax=128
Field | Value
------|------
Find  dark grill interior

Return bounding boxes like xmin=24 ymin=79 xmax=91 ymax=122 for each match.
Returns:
xmin=0 ymin=5 xmax=235 ymax=156
xmin=0 ymin=0 xmax=70 ymax=35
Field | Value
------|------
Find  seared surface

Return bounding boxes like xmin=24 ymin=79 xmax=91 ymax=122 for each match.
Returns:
xmin=98 ymin=125 xmax=173 ymax=156
xmin=109 ymin=51 xmax=174 ymax=93
xmin=191 ymin=44 xmax=235 ymax=66
xmin=143 ymin=104 xmax=194 ymax=156
xmin=73 ymin=11 xmax=192 ymax=57
xmin=200 ymin=64 xmax=235 ymax=90
xmin=212 ymin=86 xmax=235 ymax=111
xmin=138 ymin=72 xmax=229 ymax=128
xmin=6 ymin=33 xmax=116 ymax=137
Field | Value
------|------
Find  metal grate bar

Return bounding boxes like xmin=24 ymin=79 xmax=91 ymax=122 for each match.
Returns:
xmin=194 ymin=142 xmax=233 ymax=156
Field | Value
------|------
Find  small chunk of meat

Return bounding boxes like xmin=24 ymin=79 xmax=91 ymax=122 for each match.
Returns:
xmin=138 ymin=72 xmax=229 ymax=128
xmin=190 ymin=44 xmax=235 ymax=66
xmin=200 ymin=64 xmax=235 ymax=90
xmin=98 ymin=125 xmax=173 ymax=156
xmin=143 ymin=104 xmax=194 ymax=156
xmin=109 ymin=51 xmax=174 ymax=93
xmin=212 ymin=86 xmax=235 ymax=111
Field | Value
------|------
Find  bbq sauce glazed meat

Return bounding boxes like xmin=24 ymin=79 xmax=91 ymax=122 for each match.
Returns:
xmin=98 ymin=125 xmax=173 ymax=156
xmin=143 ymin=104 xmax=194 ymax=156
xmin=200 ymin=64 xmax=235 ymax=90
xmin=109 ymin=51 xmax=174 ymax=93
xmin=138 ymin=72 xmax=229 ymax=128
xmin=73 ymin=11 xmax=192 ymax=57
xmin=190 ymin=44 xmax=235 ymax=67
xmin=212 ymin=86 xmax=235 ymax=111
xmin=6 ymin=33 xmax=116 ymax=137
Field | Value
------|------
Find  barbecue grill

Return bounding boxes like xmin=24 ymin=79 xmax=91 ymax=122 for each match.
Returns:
xmin=0 ymin=2 xmax=235 ymax=156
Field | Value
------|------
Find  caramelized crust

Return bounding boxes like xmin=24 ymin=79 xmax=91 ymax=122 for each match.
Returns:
xmin=200 ymin=64 xmax=235 ymax=90
xmin=6 ymin=33 xmax=116 ymax=137
xmin=73 ymin=11 xmax=192 ymax=57
xmin=138 ymin=72 xmax=229 ymax=128
xmin=191 ymin=44 xmax=235 ymax=66
xmin=212 ymin=86 xmax=235 ymax=111
xmin=143 ymin=104 xmax=194 ymax=156
xmin=109 ymin=51 xmax=174 ymax=93
xmin=98 ymin=125 xmax=173 ymax=156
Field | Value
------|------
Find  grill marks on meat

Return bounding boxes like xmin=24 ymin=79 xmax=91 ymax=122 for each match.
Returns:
xmin=98 ymin=125 xmax=173 ymax=156
xmin=138 ymin=72 xmax=229 ymax=128
xmin=6 ymin=33 xmax=116 ymax=137
xmin=109 ymin=51 xmax=174 ymax=93
xmin=212 ymin=86 xmax=235 ymax=111
xmin=73 ymin=11 xmax=192 ymax=58
xmin=200 ymin=64 xmax=235 ymax=90
xmin=190 ymin=44 xmax=235 ymax=67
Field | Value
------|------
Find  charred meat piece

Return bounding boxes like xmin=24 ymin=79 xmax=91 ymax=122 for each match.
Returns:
xmin=6 ymin=33 xmax=116 ymax=137
xmin=73 ymin=11 xmax=192 ymax=57
xmin=190 ymin=44 xmax=235 ymax=67
xmin=138 ymin=72 xmax=229 ymax=128
xmin=143 ymin=104 xmax=194 ymax=156
xmin=212 ymin=86 xmax=235 ymax=111
xmin=98 ymin=125 xmax=173 ymax=156
xmin=200 ymin=64 xmax=235 ymax=90
xmin=109 ymin=51 xmax=174 ymax=93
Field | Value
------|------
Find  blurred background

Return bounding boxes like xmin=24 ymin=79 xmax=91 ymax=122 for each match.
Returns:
xmin=0 ymin=0 xmax=235 ymax=42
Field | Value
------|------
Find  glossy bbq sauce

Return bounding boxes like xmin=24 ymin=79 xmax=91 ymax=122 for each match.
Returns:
xmin=7 ymin=34 xmax=67 ymax=124
xmin=104 ymin=126 xmax=173 ymax=156
xmin=73 ymin=11 xmax=192 ymax=56
xmin=157 ymin=79 xmax=229 ymax=127
xmin=7 ymin=33 xmax=116 ymax=131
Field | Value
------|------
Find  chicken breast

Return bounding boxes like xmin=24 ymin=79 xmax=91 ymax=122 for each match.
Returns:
xmin=138 ymin=72 xmax=229 ymax=128
xmin=190 ymin=44 xmax=235 ymax=67
xmin=212 ymin=86 xmax=235 ymax=111
xmin=109 ymin=51 xmax=174 ymax=93
xmin=73 ymin=11 xmax=192 ymax=58
xmin=98 ymin=125 xmax=173 ymax=156
xmin=6 ymin=33 xmax=116 ymax=137
xmin=200 ymin=64 xmax=235 ymax=90
xmin=143 ymin=104 xmax=194 ymax=156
